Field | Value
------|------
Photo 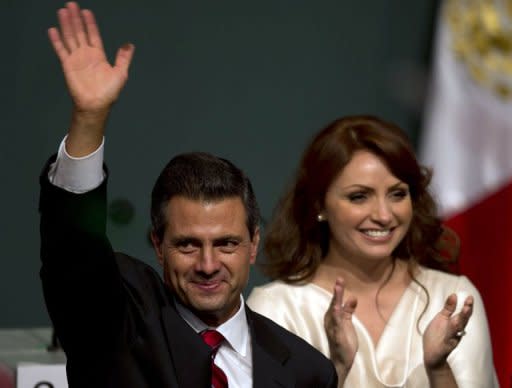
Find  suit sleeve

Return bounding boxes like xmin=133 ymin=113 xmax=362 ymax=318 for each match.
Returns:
xmin=39 ymin=155 xmax=125 ymax=360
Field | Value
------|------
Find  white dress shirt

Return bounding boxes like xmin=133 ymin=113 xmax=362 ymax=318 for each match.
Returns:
xmin=176 ymin=297 xmax=252 ymax=388
xmin=49 ymin=137 xmax=253 ymax=388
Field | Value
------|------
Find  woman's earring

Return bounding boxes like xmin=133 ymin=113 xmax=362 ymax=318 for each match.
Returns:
xmin=317 ymin=214 xmax=325 ymax=222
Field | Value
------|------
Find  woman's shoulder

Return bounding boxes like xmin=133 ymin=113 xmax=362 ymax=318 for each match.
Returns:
xmin=417 ymin=266 xmax=480 ymax=296
xmin=247 ymin=280 xmax=331 ymax=310
xmin=247 ymin=280 xmax=333 ymax=333
xmin=249 ymin=280 xmax=328 ymax=298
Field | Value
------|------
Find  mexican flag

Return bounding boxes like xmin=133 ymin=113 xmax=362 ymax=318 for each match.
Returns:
xmin=420 ymin=2 xmax=512 ymax=386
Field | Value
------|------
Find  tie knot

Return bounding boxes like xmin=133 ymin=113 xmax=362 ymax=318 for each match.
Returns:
xmin=200 ymin=330 xmax=225 ymax=350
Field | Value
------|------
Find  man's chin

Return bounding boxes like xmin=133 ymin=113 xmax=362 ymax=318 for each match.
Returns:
xmin=185 ymin=291 xmax=227 ymax=312
xmin=189 ymin=302 xmax=229 ymax=325
xmin=189 ymin=295 xmax=241 ymax=324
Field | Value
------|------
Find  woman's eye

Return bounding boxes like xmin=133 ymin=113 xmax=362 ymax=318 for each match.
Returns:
xmin=391 ymin=190 xmax=408 ymax=200
xmin=348 ymin=193 xmax=367 ymax=202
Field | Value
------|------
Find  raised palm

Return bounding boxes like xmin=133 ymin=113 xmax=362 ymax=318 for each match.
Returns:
xmin=48 ymin=2 xmax=134 ymax=112
xmin=61 ymin=45 xmax=127 ymax=111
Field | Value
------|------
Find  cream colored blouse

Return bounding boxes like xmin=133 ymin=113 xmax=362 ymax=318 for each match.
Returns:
xmin=247 ymin=267 xmax=498 ymax=387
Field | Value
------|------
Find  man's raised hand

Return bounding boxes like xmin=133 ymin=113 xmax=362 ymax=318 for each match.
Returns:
xmin=48 ymin=2 xmax=135 ymax=156
xmin=48 ymin=2 xmax=134 ymax=112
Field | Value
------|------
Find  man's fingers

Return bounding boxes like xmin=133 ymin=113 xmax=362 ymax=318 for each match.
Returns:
xmin=57 ymin=8 xmax=77 ymax=51
xmin=67 ymin=1 xmax=87 ymax=47
xmin=82 ymin=9 xmax=104 ymax=49
xmin=114 ymin=43 xmax=135 ymax=74
xmin=48 ymin=27 xmax=69 ymax=59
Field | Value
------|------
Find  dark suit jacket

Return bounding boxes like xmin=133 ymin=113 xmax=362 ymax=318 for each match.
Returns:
xmin=39 ymin=157 xmax=338 ymax=388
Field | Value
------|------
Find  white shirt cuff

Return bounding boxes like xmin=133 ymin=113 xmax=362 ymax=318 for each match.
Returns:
xmin=48 ymin=135 xmax=106 ymax=193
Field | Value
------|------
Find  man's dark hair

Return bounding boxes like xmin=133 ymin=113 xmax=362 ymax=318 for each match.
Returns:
xmin=151 ymin=152 xmax=260 ymax=241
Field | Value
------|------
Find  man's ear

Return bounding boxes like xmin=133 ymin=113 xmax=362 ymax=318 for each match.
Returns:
xmin=249 ymin=227 xmax=260 ymax=265
xmin=150 ymin=231 xmax=164 ymax=266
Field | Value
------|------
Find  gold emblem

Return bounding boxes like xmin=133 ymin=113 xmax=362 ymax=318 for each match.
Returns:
xmin=446 ymin=0 xmax=512 ymax=99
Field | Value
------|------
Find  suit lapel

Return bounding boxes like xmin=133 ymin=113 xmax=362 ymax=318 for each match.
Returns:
xmin=160 ymin=303 xmax=297 ymax=387
xmin=161 ymin=303 xmax=211 ymax=388
xmin=247 ymin=308 xmax=295 ymax=388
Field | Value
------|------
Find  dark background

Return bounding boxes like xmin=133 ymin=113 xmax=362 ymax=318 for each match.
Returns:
xmin=4 ymin=0 xmax=439 ymax=327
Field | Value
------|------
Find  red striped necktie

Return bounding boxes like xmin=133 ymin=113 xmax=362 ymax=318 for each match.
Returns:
xmin=200 ymin=330 xmax=229 ymax=388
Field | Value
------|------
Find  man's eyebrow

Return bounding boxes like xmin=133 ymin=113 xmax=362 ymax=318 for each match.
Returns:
xmin=168 ymin=236 xmax=202 ymax=246
xmin=213 ymin=235 xmax=243 ymax=244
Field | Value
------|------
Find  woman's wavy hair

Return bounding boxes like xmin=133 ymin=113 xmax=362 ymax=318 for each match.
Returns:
xmin=261 ymin=115 xmax=455 ymax=282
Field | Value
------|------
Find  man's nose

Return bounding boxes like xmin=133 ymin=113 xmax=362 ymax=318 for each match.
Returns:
xmin=197 ymin=247 xmax=221 ymax=274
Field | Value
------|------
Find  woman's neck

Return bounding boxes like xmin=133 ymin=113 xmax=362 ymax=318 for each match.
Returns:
xmin=313 ymin=250 xmax=400 ymax=294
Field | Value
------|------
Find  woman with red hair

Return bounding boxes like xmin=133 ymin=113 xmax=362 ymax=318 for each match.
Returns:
xmin=248 ymin=116 xmax=497 ymax=387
